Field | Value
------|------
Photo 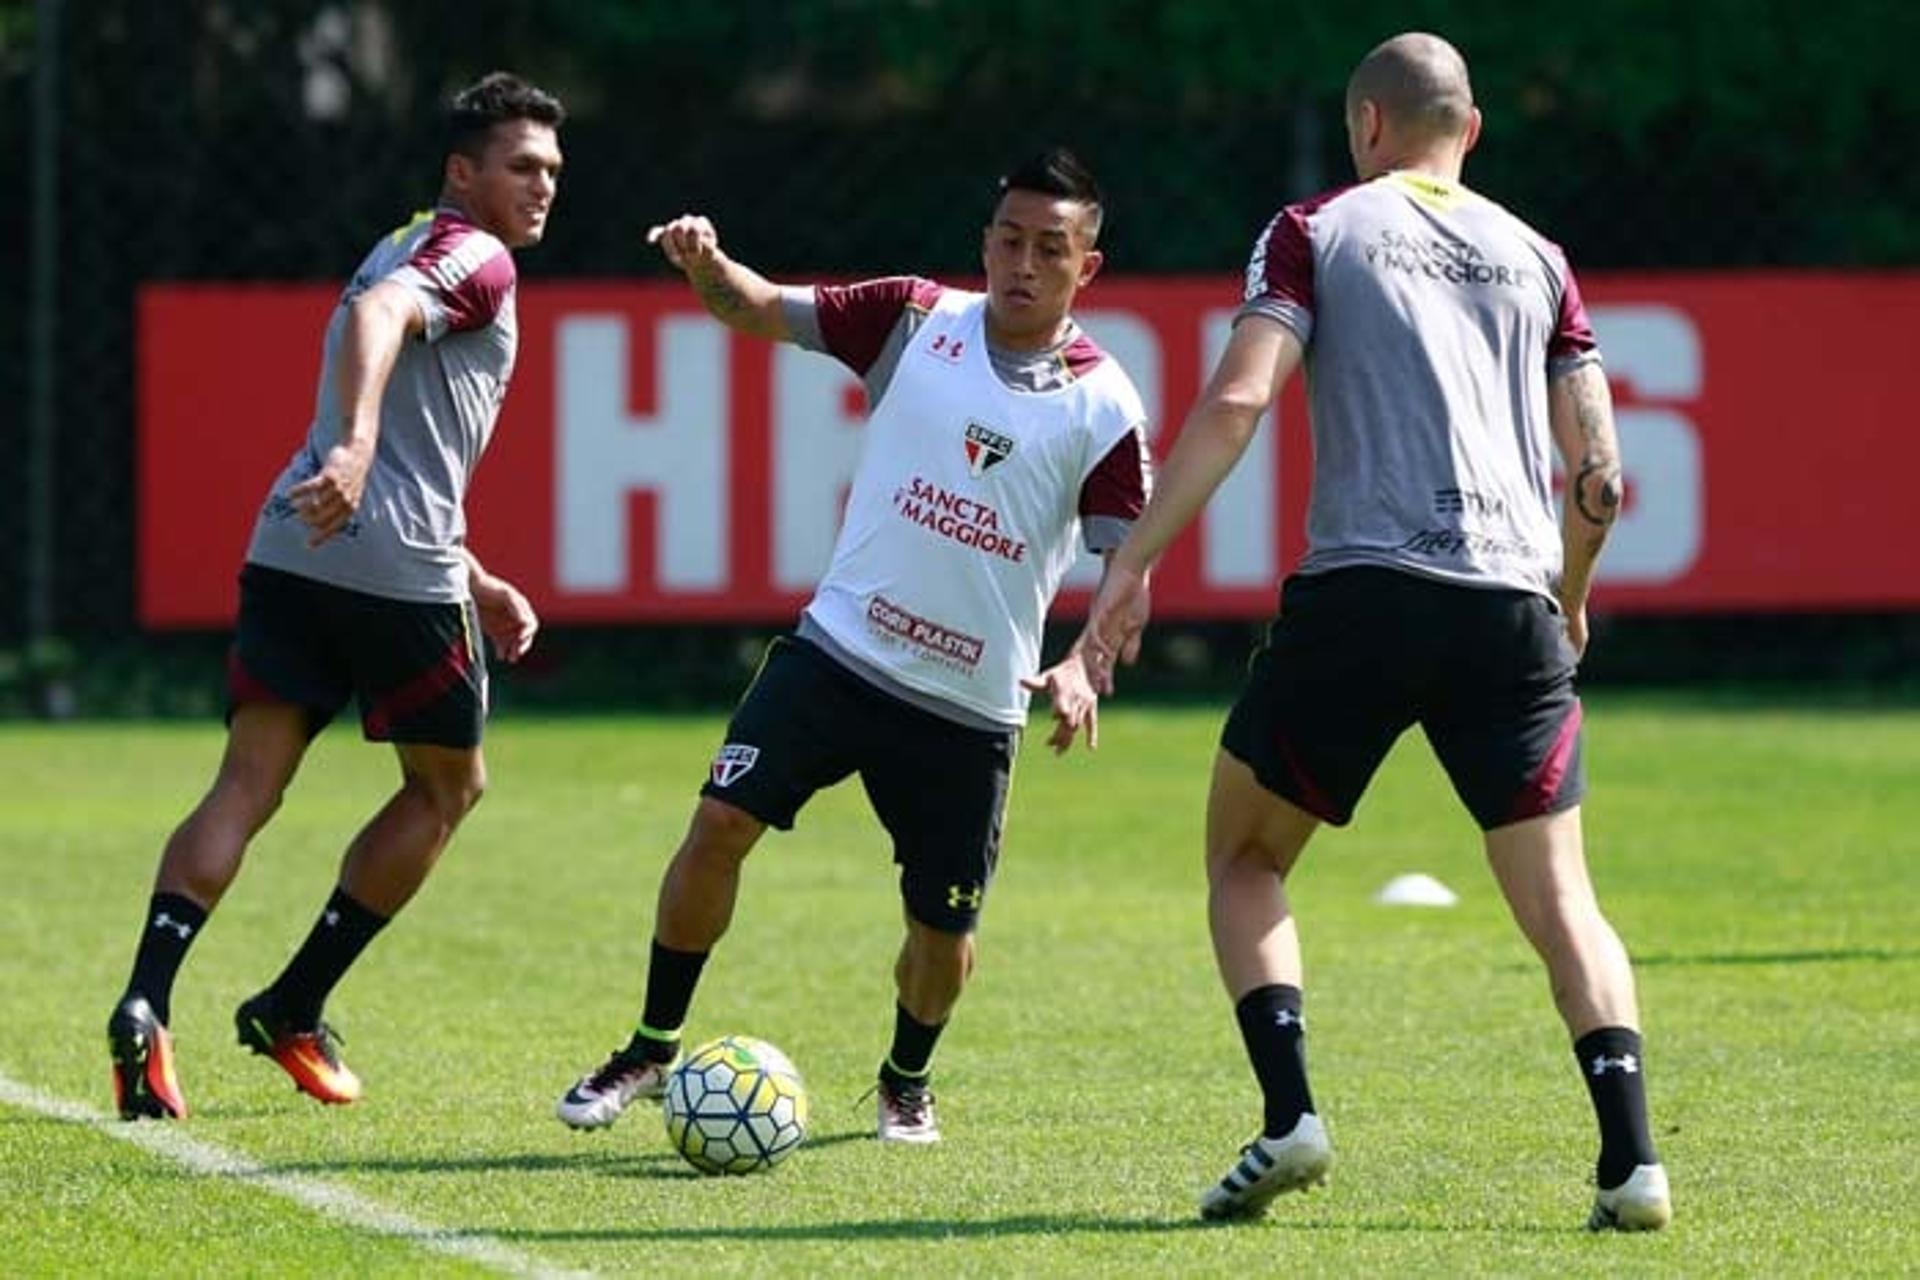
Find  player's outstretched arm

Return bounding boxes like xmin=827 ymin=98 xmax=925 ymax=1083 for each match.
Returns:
xmin=289 ymin=279 xmax=423 ymax=547
xmin=1081 ymin=316 xmax=1302 ymax=690
xmin=1548 ymin=362 xmax=1622 ymax=658
xmin=647 ymin=214 xmax=790 ymax=342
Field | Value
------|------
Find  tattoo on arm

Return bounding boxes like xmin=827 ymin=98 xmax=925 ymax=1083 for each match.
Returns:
xmin=1575 ymin=459 xmax=1622 ymax=527
xmin=1569 ymin=368 xmax=1622 ymax=528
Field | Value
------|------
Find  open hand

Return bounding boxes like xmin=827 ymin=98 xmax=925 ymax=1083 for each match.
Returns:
xmin=1020 ymin=651 xmax=1100 ymax=755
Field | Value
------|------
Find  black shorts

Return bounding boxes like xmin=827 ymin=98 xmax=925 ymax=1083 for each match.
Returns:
xmin=700 ymin=636 xmax=1017 ymax=933
xmin=1221 ymin=567 xmax=1586 ymax=832
xmin=227 ymin=563 xmax=488 ymax=748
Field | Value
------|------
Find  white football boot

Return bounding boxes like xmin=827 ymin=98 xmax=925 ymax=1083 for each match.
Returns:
xmin=1199 ymin=1113 xmax=1334 ymax=1221
xmin=875 ymin=1076 xmax=941 ymax=1144
xmin=1589 ymin=1163 xmax=1673 ymax=1231
xmin=555 ymin=1045 xmax=677 ymax=1130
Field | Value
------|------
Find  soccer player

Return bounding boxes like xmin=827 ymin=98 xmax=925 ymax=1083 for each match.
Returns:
xmin=1079 ymin=34 xmax=1671 ymax=1229
xmin=105 ymin=73 xmax=562 ymax=1119
xmin=555 ymin=149 xmax=1151 ymax=1144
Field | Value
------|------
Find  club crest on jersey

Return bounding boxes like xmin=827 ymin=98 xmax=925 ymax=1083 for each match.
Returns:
xmin=963 ymin=421 xmax=1015 ymax=476
xmin=710 ymin=743 xmax=759 ymax=787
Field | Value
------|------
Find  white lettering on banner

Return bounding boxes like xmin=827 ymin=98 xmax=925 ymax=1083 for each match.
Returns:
xmin=556 ymin=315 xmax=727 ymax=592
xmin=1585 ymin=306 xmax=1703 ymax=584
xmin=1065 ymin=311 xmax=1163 ymax=587
xmin=1200 ymin=311 xmax=1278 ymax=587
xmin=773 ymin=345 xmax=865 ymax=590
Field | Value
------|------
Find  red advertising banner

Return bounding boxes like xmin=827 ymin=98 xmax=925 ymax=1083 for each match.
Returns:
xmin=139 ymin=274 xmax=1918 ymax=627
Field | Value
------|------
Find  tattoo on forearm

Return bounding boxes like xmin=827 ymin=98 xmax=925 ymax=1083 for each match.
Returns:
xmin=1575 ymin=458 xmax=1622 ymax=527
xmin=693 ymin=270 xmax=748 ymax=319
xmin=1568 ymin=366 xmax=1622 ymax=528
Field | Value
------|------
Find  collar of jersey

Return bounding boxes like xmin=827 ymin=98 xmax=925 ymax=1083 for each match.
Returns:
xmin=1383 ymin=170 xmax=1467 ymax=210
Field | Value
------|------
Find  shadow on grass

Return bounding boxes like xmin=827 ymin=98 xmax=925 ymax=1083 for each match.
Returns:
xmin=1499 ymin=945 xmax=1918 ymax=975
xmin=484 ymin=1213 xmax=1208 ymax=1243
xmin=253 ymin=1126 xmax=874 ymax=1181
xmin=479 ymin=1211 xmax=1571 ymax=1243
xmin=1632 ymin=946 xmax=1919 ymax=968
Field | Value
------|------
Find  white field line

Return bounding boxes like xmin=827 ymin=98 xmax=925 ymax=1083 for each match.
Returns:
xmin=0 ymin=1069 xmax=589 ymax=1278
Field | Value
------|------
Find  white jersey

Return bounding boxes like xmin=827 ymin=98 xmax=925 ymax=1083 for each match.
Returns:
xmin=802 ymin=289 xmax=1146 ymax=727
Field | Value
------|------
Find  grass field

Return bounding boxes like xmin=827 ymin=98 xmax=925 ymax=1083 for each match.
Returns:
xmin=3 ymin=699 xmax=1916 ymax=1276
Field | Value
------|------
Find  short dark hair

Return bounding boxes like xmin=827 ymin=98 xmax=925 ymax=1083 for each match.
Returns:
xmin=997 ymin=147 xmax=1104 ymax=243
xmin=447 ymin=72 xmax=565 ymax=161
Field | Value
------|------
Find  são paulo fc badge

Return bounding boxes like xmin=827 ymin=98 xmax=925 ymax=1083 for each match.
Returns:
xmin=964 ymin=421 xmax=1014 ymax=476
xmin=710 ymin=743 xmax=759 ymax=787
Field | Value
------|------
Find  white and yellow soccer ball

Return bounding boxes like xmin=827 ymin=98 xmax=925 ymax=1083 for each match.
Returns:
xmin=662 ymin=1035 xmax=809 ymax=1175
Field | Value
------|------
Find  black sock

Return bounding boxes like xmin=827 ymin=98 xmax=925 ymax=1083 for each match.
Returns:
xmin=1575 ymin=1026 xmax=1659 ymax=1189
xmin=1235 ymin=984 xmax=1316 ymax=1138
xmin=266 ymin=888 xmax=389 ymax=1030
xmin=635 ymin=939 xmax=708 ymax=1060
xmin=124 ymin=893 xmax=209 ymax=1025
xmin=879 ymin=1003 xmax=946 ymax=1086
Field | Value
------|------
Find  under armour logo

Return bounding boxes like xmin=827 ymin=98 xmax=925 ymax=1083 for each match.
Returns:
xmin=1273 ymin=1010 xmax=1304 ymax=1030
xmin=1590 ymin=1053 xmax=1639 ymax=1076
xmin=152 ymin=912 xmax=193 ymax=940
xmin=323 ymin=909 xmax=341 ymax=927
xmin=946 ymin=883 xmax=983 ymax=910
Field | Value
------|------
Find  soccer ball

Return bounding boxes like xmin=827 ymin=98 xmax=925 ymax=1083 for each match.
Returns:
xmin=662 ymin=1035 xmax=809 ymax=1175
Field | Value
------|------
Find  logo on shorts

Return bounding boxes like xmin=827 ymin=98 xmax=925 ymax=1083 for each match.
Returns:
xmin=710 ymin=743 xmax=760 ymax=788
xmin=963 ymin=421 xmax=1014 ymax=476
xmin=946 ymin=882 xmax=984 ymax=910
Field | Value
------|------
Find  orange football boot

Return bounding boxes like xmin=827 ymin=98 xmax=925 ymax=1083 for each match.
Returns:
xmin=234 ymin=991 xmax=363 ymax=1105
xmin=109 ymin=996 xmax=188 ymax=1120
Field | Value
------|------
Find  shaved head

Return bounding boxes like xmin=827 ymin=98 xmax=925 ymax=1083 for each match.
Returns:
xmin=1347 ymin=32 xmax=1475 ymax=143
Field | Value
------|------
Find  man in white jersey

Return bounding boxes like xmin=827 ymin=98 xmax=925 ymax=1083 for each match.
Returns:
xmin=556 ymin=149 xmax=1152 ymax=1143
xmin=1081 ymin=34 xmax=1670 ymax=1229
xmin=106 ymin=73 xmax=561 ymax=1120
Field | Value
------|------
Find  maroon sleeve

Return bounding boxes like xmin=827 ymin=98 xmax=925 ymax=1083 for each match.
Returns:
xmin=1245 ymin=204 xmax=1316 ymax=314
xmin=816 ymin=276 xmax=943 ymax=375
xmin=406 ymin=220 xmax=516 ymax=334
xmin=1078 ymin=428 xmax=1149 ymax=520
xmin=1548 ymin=248 xmax=1599 ymax=362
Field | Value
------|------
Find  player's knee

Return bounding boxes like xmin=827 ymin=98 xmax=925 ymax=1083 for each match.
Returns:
xmin=906 ymin=918 xmax=974 ymax=977
xmin=407 ymin=758 xmax=486 ymax=826
xmin=684 ymin=798 xmax=764 ymax=863
xmin=207 ymin=766 xmax=288 ymax=832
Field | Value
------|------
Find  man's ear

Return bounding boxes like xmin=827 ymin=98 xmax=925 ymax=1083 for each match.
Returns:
xmin=444 ymin=151 xmax=475 ymax=194
xmin=1078 ymin=248 xmax=1105 ymax=287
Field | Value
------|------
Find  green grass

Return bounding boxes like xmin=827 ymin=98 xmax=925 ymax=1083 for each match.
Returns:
xmin=2 ymin=700 xmax=1916 ymax=1276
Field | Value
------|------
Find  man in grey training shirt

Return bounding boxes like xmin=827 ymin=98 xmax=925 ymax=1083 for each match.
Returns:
xmin=106 ymin=73 xmax=561 ymax=1120
xmin=1082 ymin=33 xmax=1671 ymax=1230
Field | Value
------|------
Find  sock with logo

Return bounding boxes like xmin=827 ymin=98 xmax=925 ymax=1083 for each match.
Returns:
xmin=124 ymin=892 xmax=209 ymax=1025
xmin=1235 ymin=983 xmax=1316 ymax=1139
xmin=879 ymin=1003 xmax=946 ymax=1088
xmin=266 ymin=888 xmax=389 ymax=1030
xmin=1575 ymin=1026 xmax=1659 ymax=1189
xmin=635 ymin=939 xmax=709 ymax=1061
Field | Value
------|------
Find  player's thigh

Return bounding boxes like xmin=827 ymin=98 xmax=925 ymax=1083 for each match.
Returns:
xmin=860 ymin=713 xmax=1015 ymax=934
xmin=227 ymin=563 xmax=353 ymax=738
xmin=1421 ymin=590 xmax=1586 ymax=831
xmin=337 ymin=590 xmax=488 ymax=748
xmin=697 ymin=636 xmax=864 ymax=831
xmin=1220 ymin=570 xmax=1414 ymax=827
